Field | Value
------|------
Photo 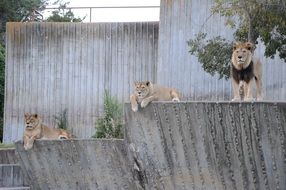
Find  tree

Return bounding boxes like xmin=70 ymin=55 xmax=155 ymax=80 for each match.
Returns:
xmin=188 ymin=0 xmax=286 ymax=79
xmin=46 ymin=3 xmax=84 ymax=22
xmin=0 ymin=0 xmax=54 ymax=43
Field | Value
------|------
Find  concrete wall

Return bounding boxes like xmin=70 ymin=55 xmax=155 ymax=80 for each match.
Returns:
xmin=125 ymin=102 xmax=286 ymax=189
xmin=15 ymin=102 xmax=286 ymax=190
xmin=4 ymin=22 xmax=159 ymax=142
xmin=0 ymin=148 xmax=18 ymax=164
xmin=158 ymin=0 xmax=286 ymax=100
xmin=15 ymin=139 xmax=141 ymax=190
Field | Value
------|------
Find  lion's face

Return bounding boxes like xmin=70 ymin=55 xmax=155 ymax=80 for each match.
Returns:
xmin=134 ymin=81 xmax=151 ymax=99
xmin=232 ymin=42 xmax=253 ymax=67
xmin=24 ymin=113 xmax=40 ymax=130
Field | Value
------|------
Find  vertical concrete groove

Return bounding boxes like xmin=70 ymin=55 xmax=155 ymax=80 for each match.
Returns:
xmin=228 ymin=104 xmax=246 ymax=190
xmin=174 ymin=104 xmax=195 ymax=188
xmin=214 ymin=104 xmax=227 ymax=190
xmin=162 ymin=104 xmax=179 ymax=189
xmin=172 ymin=104 xmax=187 ymax=190
xmin=204 ymin=103 xmax=218 ymax=190
xmin=152 ymin=104 xmax=173 ymax=190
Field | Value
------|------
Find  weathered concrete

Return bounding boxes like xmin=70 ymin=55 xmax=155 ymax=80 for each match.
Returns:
xmin=15 ymin=139 xmax=141 ymax=190
xmin=0 ymin=149 xmax=18 ymax=164
xmin=14 ymin=102 xmax=286 ymax=190
xmin=125 ymin=102 xmax=286 ymax=190
xmin=0 ymin=164 xmax=28 ymax=187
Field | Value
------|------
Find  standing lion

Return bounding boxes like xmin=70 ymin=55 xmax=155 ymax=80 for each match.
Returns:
xmin=230 ymin=41 xmax=262 ymax=101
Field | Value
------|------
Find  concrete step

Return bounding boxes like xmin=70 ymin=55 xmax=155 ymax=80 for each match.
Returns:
xmin=0 ymin=164 xmax=27 ymax=187
xmin=0 ymin=187 xmax=30 ymax=190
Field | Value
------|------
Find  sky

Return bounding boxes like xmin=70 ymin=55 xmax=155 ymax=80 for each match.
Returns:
xmin=44 ymin=0 xmax=161 ymax=22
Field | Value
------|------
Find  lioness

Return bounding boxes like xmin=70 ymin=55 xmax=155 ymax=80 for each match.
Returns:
xmin=130 ymin=81 xmax=180 ymax=112
xmin=23 ymin=113 xmax=72 ymax=150
xmin=231 ymin=41 xmax=262 ymax=101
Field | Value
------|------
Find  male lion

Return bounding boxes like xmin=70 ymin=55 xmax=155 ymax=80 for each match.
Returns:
xmin=23 ymin=113 xmax=72 ymax=150
xmin=231 ymin=41 xmax=262 ymax=101
xmin=130 ymin=81 xmax=180 ymax=112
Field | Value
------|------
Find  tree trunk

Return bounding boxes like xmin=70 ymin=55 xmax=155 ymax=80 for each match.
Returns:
xmin=248 ymin=17 xmax=255 ymax=43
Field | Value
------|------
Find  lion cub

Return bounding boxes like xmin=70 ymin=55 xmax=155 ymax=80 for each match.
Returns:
xmin=130 ymin=81 xmax=180 ymax=112
xmin=231 ymin=41 xmax=262 ymax=101
xmin=23 ymin=113 xmax=72 ymax=150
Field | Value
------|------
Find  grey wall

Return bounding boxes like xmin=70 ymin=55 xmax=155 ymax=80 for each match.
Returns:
xmin=125 ymin=102 xmax=286 ymax=189
xmin=15 ymin=139 xmax=141 ymax=190
xmin=4 ymin=22 xmax=159 ymax=142
xmin=157 ymin=0 xmax=286 ymax=100
xmin=14 ymin=102 xmax=286 ymax=190
xmin=4 ymin=0 xmax=286 ymax=143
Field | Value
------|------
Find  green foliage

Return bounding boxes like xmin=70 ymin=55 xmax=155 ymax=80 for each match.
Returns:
xmin=188 ymin=0 xmax=286 ymax=79
xmin=0 ymin=44 xmax=4 ymax=142
xmin=46 ymin=3 xmax=84 ymax=22
xmin=212 ymin=0 xmax=286 ymax=59
xmin=53 ymin=108 xmax=68 ymax=130
xmin=93 ymin=90 xmax=124 ymax=139
xmin=188 ymin=32 xmax=232 ymax=79
xmin=0 ymin=143 xmax=14 ymax=149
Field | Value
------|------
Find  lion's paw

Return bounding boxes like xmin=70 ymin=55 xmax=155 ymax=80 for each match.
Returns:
xmin=140 ymin=100 xmax=149 ymax=108
xmin=244 ymin=97 xmax=254 ymax=101
xmin=131 ymin=104 xmax=138 ymax=112
xmin=172 ymin=97 xmax=180 ymax=102
xmin=231 ymin=97 xmax=240 ymax=101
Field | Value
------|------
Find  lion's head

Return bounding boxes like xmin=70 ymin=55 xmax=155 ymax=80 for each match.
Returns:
xmin=24 ymin=113 xmax=40 ymax=130
xmin=232 ymin=42 xmax=253 ymax=69
xmin=133 ymin=81 xmax=152 ymax=99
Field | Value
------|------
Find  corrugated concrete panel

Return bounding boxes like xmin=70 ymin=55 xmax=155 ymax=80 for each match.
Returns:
xmin=4 ymin=22 xmax=159 ymax=142
xmin=15 ymin=139 xmax=141 ymax=190
xmin=0 ymin=149 xmax=18 ymax=164
xmin=14 ymin=102 xmax=286 ymax=189
xmin=0 ymin=164 xmax=28 ymax=188
xmin=125 ymin=102 xmax=286 ymax=189
xmin=158 ymin=0 xmax=286 ymax=101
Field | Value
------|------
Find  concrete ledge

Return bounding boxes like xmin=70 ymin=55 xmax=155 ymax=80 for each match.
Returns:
xmin=15 ymin=139 xmax=140 ymax=190
xmin=14 ymin=102 xmax=286 ymax=190
xmin=125 ymin=102 xmax=286 ymax=190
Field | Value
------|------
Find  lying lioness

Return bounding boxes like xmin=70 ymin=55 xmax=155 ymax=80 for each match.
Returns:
xmin=23 ymin=113 xmax=72 ymax=150
xmin=130 ymin=81 xmax=180 ymax=112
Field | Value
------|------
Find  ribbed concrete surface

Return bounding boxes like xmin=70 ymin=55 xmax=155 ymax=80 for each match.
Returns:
xmin=125 ymin=102 xmax=286 ymax=190
xmin=0 ymin=149 xmax=18 ymax=164
xmin=15 ymin=139 xmax=140 ymax=190
xmin=14 ymin=102 xmax=286 ymax=190
xmin=0 ymin=164 xmax=27 ymax=187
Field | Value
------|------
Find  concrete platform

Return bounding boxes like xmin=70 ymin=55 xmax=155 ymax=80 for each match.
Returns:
xmin=14 ymin=102 xmax=286 ymax=190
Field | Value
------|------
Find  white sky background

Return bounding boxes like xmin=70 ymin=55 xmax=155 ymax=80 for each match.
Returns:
xmin=44 ymin=0 xmax=160 ymax=22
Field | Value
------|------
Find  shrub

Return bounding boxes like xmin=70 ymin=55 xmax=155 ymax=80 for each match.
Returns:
xmin=53 ymin=108 xmax=68 ymax=130
xmin=93 ymin=90 xmax=123 ymax=139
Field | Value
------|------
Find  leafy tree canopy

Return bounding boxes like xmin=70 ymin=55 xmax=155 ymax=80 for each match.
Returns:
xmin=46 ymin=3 xmax=84 ymax=22
xmin=188 ymin=0 xmax=286 ymax=79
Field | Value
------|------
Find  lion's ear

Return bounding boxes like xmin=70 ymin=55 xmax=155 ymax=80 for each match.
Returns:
xmin=24 ymin=113 xmax=29 ymax=118
xmin=133 ymin=81 xmax=138 ymax=87
xmin=233 ymin=42 xmax=239 ymax=50
xmin=32 ymin=114 xmax=38 ymax=118
xmin=245 ymin=42 xmax=253 ymax=51
xmin=145 ymin=81 xmax=150 ymax=86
